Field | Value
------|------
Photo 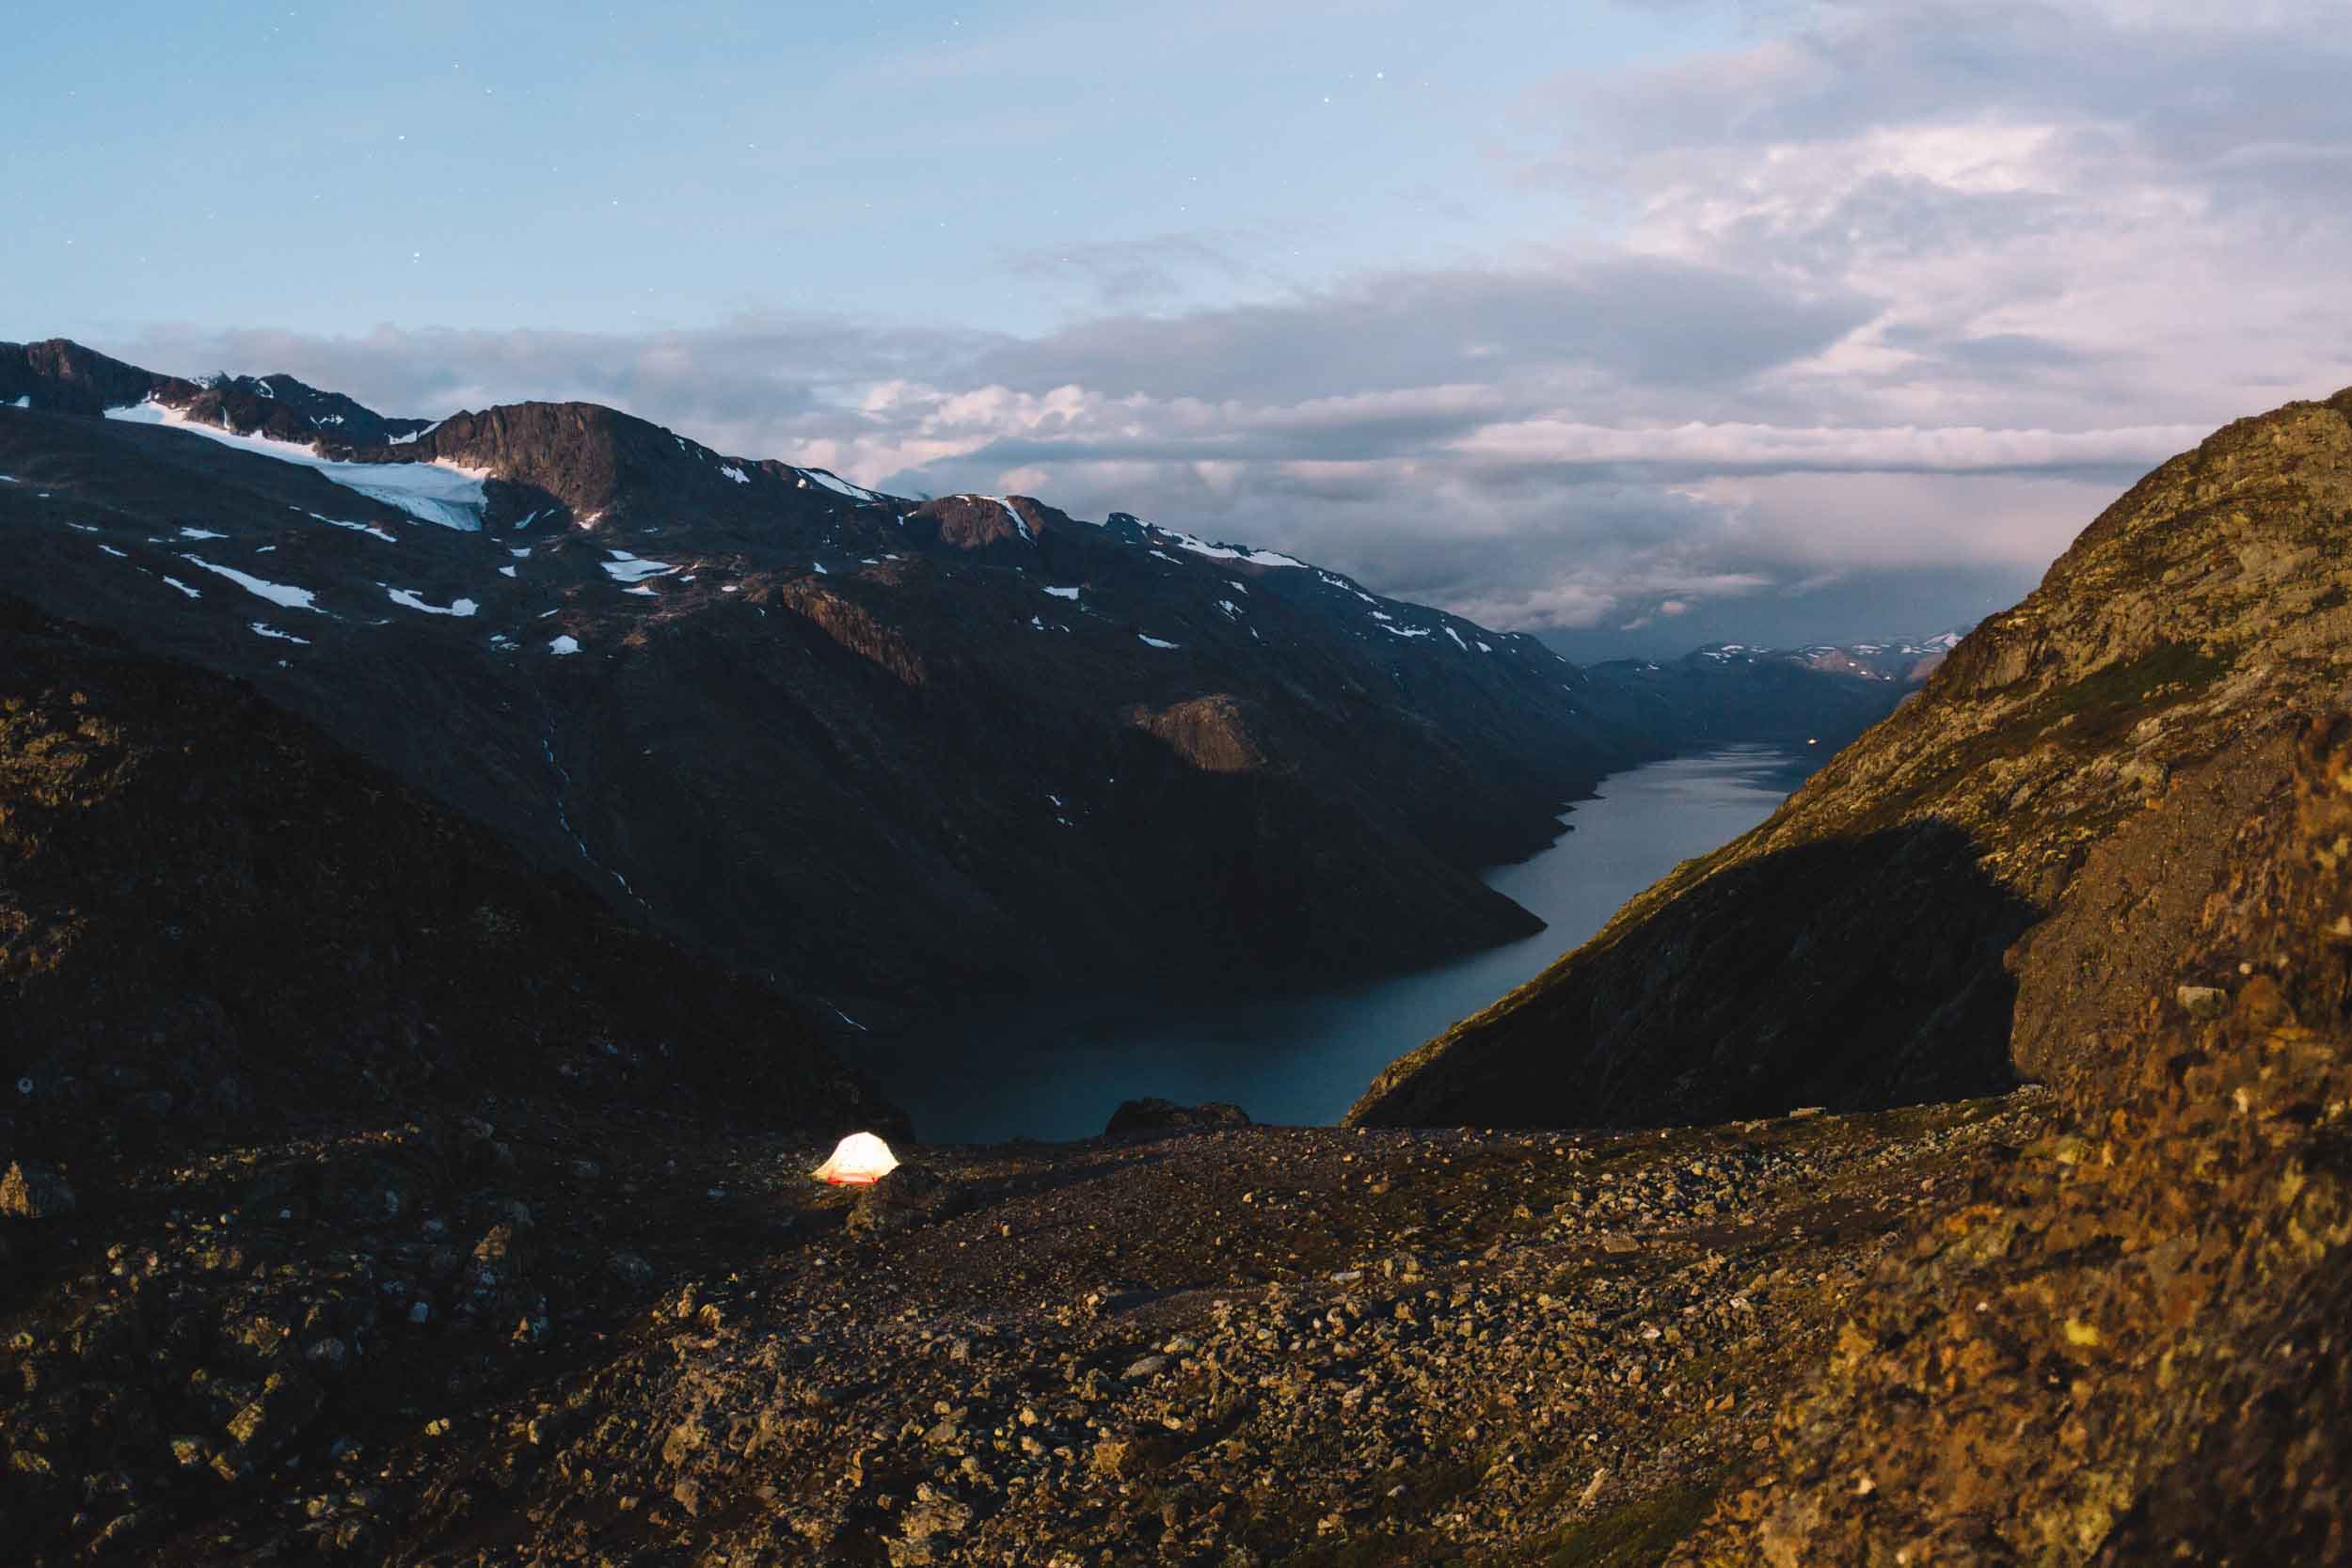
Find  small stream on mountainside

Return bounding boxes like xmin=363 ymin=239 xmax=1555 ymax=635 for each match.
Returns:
xmin=862 ymin=744 xmax=1818 ymax=1143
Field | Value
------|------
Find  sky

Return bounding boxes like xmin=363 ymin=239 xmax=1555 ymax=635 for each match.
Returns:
xmin=8 ymin=0 xmax=2351 ymax=657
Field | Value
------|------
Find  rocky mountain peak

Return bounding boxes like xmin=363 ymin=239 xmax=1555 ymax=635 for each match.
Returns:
xmin=0 ymin=338 xmax=195 ymax=414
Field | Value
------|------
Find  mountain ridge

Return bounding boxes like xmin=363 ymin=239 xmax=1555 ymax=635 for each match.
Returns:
xmin=0 ymin=338 xmax=1651 ymax=1023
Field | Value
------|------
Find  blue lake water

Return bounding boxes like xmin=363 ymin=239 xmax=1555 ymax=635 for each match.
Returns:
xmin=866 ymin=744 xmax=1815 ymax=1144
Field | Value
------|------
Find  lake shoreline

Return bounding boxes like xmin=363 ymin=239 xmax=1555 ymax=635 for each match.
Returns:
xmin=861 ymin=745 xmax=1816 ymax=1145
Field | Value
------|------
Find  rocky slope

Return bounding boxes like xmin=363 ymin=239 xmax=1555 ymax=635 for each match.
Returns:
xmin=1675 ymin=712 xmax=2352 ymax=1568
xmin=1353 ymin=386 xmax=2352 ymax=1130
xmin=0 ymin=340 xmax=1655 ymax=1029
xmin=0 ymin=1059 xmax=2047 ymax=1566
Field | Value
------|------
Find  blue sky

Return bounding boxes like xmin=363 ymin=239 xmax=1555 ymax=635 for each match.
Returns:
xmin=9 ymin=2 xmax=2352 ymax=656
xmin=6 ymin=1 xmax=1727 ymax=337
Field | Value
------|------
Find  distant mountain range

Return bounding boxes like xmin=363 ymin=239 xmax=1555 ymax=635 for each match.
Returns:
xmin=0 ymin=337 xmax=1963 ymax=1042
xmin=1576 ymin=630 xmax=1964 ymax=756
xmin=0 ymin=337 xmax=1885 ymax=1046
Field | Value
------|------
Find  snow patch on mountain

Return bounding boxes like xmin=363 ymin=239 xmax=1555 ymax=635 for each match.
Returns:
xmin=1157 ymin=527 xmax=1306 ymax=569
xmin=310 ymin=513 xmax=398 ymax=543
xmin=600 ymin=551 xmax=676 ymax=584
xmin=105 ymin=400 xmax=490 ymax=531
xmin=991 ymin=497 xmax=1032 ymax=540
xmin=803 ymin=467 xmax=882 ymax=501
xmin=180 ymin=556 xmax=318 ymax=611
xmin=386 ymin=588 xmax=478 ymax=617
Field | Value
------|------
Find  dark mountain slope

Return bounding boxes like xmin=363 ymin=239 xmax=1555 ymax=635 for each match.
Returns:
xmin=1353 ymin=385 xmax=2352 ymax=1128
xmin=0 ymin=340 xmax=1647 ymax=1020
xmin=221 ymin=372 xmax=437 ymax=446
xmin=0 ymin=337 xmax=195 ymax=413
xmin=0 ymin=594 xmax=897 ymax=1167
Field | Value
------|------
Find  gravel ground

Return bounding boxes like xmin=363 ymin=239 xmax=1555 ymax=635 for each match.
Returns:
xmin=0 ymin=1088 xmax=2051 ymax=1566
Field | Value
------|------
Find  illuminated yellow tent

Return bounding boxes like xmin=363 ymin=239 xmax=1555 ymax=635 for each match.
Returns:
xmin=812 ymin=1132 xmax=900 ymax=1185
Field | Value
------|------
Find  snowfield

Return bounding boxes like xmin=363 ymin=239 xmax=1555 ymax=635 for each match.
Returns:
xmin=1157 ymin=527 xmax=1306 ymax=569
xmin=106 ymin=400 xmax=492 ymax=531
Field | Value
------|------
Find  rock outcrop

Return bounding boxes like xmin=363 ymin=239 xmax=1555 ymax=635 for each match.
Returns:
xmin=1104 ymin=1097 xmax=1254 ymax=1135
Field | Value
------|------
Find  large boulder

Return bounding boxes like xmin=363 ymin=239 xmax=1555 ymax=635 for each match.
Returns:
xmin=0 ymin=1162 xmax=75 ymax=1220
xmin=846 ymin=1165 xmax=970 ymax=1236
xmin=1104 ymin=1099 xmax=1251 ymax=1136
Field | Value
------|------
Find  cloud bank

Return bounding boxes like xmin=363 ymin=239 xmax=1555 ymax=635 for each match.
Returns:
xmin=104 ymin=0 xmax=2352 ymax=657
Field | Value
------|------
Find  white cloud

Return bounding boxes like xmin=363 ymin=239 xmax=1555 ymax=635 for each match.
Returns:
xmin=96 ymin=2 xmax=2352 ymax=652
xmin=1448 ymin=418 xmax=2204 ymax=475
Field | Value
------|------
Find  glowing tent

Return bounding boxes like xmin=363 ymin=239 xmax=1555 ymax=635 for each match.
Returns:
xmin=812 ymin=1132 xmax=900 ymax=1185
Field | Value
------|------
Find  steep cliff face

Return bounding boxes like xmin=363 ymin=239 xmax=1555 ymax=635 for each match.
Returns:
xmin=1353 ymin=388 xmax=2352 ymax=1129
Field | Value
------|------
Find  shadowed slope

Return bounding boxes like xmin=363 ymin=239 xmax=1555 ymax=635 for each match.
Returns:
xmin=1350 ymin=823 xmax=2036 ymax=1129
xmin=0 ymin=594 xmax=898 ymax=1166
